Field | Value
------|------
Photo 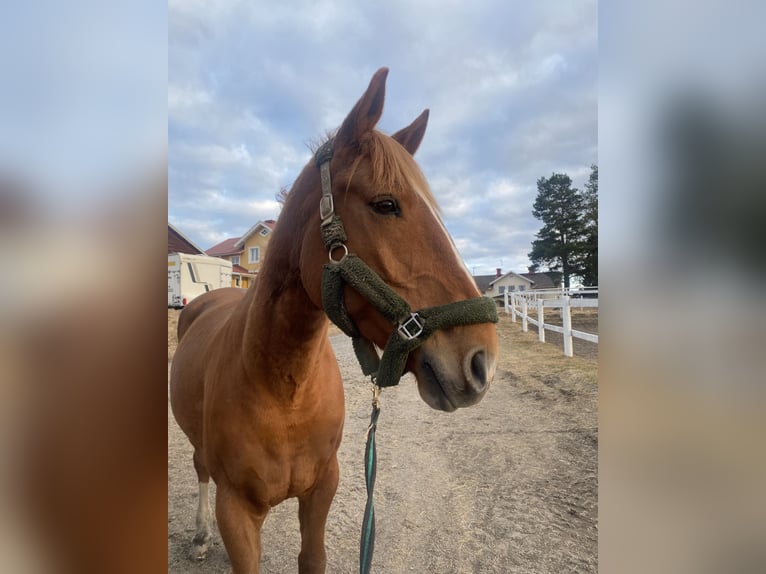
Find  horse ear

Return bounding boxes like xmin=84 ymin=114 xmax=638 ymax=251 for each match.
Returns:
xmin=335 ymin=67 xmax=389 ymax=149
xmin=392 ymin=109 xmax=429 ymax=155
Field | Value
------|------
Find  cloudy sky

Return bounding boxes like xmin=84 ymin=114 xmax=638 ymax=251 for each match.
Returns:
xmin=168 ymin=0 xmax=597 ymax=276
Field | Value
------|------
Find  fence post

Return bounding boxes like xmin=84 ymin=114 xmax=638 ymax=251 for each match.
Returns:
xmin=538 ymin=299 xmax=545 ymax=342
xmin=511 ymin=294 xmax=516 ymax=322
xmin=562 ymin=295 xmax=573 ymax=357
xmin=504 ymin=290 xmax=509 ymax=315
xmin=521 ymin=297 xmax=528 ymax=332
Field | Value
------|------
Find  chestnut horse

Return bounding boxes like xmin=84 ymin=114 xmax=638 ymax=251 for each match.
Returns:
xmin=169 ymin=68 xmax=499 ymax=573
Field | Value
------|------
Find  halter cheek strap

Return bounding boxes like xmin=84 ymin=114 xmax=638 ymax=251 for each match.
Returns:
xmin=314 ymin=139 xmax=498 ymax=388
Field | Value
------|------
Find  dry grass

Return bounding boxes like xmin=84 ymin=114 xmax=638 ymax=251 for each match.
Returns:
xmin=498 ymin=312 xmax=598 ymax=371
xmin=505 ymin=306 xmax=599 ymax=361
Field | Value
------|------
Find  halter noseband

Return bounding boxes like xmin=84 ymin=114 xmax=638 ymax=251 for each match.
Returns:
xmin=315 ymin=139 xmax=498 ymax=388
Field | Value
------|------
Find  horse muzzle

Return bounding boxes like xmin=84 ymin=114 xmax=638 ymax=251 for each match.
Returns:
xmin=410 ymin=332 xmax=497 ymax=412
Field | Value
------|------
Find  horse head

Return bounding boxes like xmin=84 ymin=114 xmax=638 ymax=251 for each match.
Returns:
xmin=295 ymin=67 xmax=499 ymax=411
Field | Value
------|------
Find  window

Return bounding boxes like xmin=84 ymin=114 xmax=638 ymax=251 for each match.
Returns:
xmin=498 ymin=286 xmax=506 ymax=294
xmin=509 ymin=285 xmax=516 ymax=292
xmin=231 ymin=255 xmax=240 ymax=266
xmin=234 ymin=276 xmax=240 ymax=287
xmin=519 ymin=285 xmax=526 ymax=292
xmin=259 ymin=228 xmax=269 ymax=236
xmin=249 ymin=247 xmax=260 ymax=263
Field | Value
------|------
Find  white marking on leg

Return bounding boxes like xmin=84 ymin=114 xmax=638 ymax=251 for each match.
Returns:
xmin=195 ymin=481 xmax=211 ymax=535
xmin=192 ymin=482 xmax=212 ymax=559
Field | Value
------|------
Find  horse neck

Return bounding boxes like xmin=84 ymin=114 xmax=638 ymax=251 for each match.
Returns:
xmin=237 ymin=177 xmax=330 ymax=396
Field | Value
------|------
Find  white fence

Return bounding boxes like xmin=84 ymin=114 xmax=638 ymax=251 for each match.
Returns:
xmin=504 ymin=288 xmax=598 ymax=357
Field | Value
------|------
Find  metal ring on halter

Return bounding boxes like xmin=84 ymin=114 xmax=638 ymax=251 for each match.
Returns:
xmin=328 ymin=243 xmax=349 ymax=264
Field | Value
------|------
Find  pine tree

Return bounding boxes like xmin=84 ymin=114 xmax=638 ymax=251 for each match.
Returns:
xmin=528 ymin=173 xmax=586 ymax=288
xmin=580 ymin=165 xmax=598 ymax=286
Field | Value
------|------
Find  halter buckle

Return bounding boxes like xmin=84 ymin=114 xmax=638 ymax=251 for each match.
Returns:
xmin=397 ymin=313 xmax=424 ymax=341
xmin=319 ymin=194 xmax=334 ymax=225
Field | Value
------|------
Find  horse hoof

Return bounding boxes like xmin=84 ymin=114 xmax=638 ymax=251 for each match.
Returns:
xmin=191 ymin=543 xmax=208 ymax=561
xmin=191 ymin=532 xmax=211 ymax=561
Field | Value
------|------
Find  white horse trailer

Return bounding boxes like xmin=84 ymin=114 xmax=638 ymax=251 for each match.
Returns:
xmin=168 ymin=253 xmax=233 ymax=308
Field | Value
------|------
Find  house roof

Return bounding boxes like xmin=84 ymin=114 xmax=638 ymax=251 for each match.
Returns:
xmin=206 ymin=237 xmax=243 ymax=257
xmin=489 ymin=271 xmax=534 ymax=287
xmin=168 ymin=223 xmax=205 ymax=255
xmin=234 ymin=219 xmax=276 ymax=250
xmin=231 ymin=264 xmax=257 ymax=276
xmin=520 ymin=272 xmax=561 ymax=289
xmin=472 ymin=275 xmax=497 ymax=293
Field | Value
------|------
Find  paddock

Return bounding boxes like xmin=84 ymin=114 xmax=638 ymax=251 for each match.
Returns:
xmin=168 ymin=312 xmax=598 ymax=573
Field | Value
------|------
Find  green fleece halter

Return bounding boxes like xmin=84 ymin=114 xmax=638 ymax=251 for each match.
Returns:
xmin=315 ymin=139 xmax=498 ymax=388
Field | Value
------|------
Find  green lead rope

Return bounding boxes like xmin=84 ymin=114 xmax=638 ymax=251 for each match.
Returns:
xmin=359 ymin=391 xmax=380 ymax=574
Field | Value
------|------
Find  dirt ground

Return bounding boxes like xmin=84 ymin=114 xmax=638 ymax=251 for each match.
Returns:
xmin=168 ymin=310 xmax=598 ymax=573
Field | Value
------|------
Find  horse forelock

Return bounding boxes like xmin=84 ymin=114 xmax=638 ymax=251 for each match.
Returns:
xmin=364 ymin=131 xmax=439 ymax=214
xmin=305 ymin=129 xmax=438 ymax=214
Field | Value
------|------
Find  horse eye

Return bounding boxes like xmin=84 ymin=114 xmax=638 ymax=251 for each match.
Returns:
xmin=371 ymin=199 xmax=400 ymax=216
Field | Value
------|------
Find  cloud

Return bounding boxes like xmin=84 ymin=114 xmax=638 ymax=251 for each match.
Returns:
xmin=168 ymin=84 xmax=212 ymax=114
xmin=168 ymin=0 xmax=597 ymax=273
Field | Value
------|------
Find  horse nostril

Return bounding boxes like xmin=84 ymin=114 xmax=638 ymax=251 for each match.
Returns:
xmin=467 ymin=349 xmax=489 ymax=393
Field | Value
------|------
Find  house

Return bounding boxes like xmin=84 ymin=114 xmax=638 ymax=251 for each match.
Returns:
xmin=480 ymin=269 xmax=534 ymax=299
xmin=168 ymin=223 xmax=205 ymax=255
xmin=473 ymin=268 xmax=564 ymax=300
xmin=206 ymin=220 xmax=276 ymax=289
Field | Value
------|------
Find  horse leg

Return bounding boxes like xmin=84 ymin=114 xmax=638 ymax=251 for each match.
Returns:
xmin=191 ymin=449 xmax=212 ymax=560
xmin=298 ymin=456 xmax=340 ymax=574
xmin=216 ymin=482 xmax=268 ymax=574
